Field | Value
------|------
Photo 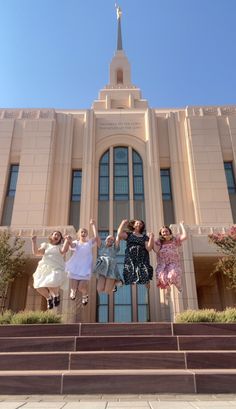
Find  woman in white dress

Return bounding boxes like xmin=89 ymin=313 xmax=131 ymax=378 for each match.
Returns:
xmin=66 ymin=219 xmax=99 ymax=305
xmin=31 ymin=231 xmax=71 ymax=309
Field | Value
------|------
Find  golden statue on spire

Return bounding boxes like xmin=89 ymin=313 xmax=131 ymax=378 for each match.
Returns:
xmin=115 ymin=3 xmax=122 ymax=20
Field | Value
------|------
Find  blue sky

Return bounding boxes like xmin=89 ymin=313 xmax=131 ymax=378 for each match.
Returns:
xmin=1 ymin=0 xmax=236 ymax=109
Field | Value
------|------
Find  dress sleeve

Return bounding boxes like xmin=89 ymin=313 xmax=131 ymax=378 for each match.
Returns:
xmin=115 ymin=243 xmax=120 ymax=253
xmin=89 ymin=238 xmax=97 ymax=248
xmin=175 ymin=235 xmax=182 ymax=247
xmin=144 ymin=234 xmax=149 ymax=242
xmin=39 ymin=242 xmax=48 ymax=250
xmin=70 ymin=240 xmax=77 ymax=251
xmin=99 ymin=242 xmax=105 ymax=254
xmin=125 ymin=232 xmax=131 ymax=242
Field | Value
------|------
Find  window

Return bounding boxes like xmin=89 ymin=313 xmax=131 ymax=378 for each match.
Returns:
xmin=71 ymin=170 xmax=82 ymax=201
xmin=69 ymin=170 xmax=82 ymax=230
xmin=117 ymin=69 xmax=123 ymax=84
xmin=114 ymin=147 xmax=129 ymax=201
xmin=133 ymin=150 xmax=144 ymax=200
xmin=224 ymin=162 xmax=236 ymax=193
xmin=97 ymin=231 xmax=109 ymax=323
xmin=1 ymin=164 xmax=19 ymax=226
xmin=161 ymin=169 xmax=172 ymax=200
xmin=160 ymin=168 xmax=175 ymax=225
xmin=99 ymin=151 xmax=109 ymax=201
xmin=97 ymin=147 xmax=149 ymax=322
xmin=224 ymin=162 xmax=236 ymax=222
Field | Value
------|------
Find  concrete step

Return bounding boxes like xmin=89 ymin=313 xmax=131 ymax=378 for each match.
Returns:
xmin=0 ymin=336 xmax=76 ymax=352
xmin=0 ymin=350 xmax=236 ymax=371
xmin=0 ymin=335 xmax=236 ymax=352
xmin=173 ymin=323 xmax=236 ymax=335
xmin=0 ymin=369 xmax=236 ymax=394
xmin=76 ymin=335 xmax=236 ymax=351
xmin=0 ymin=322 xmax=235 ymax=338
xmin=0 ymin=323 xmax=172 ymax=337
xmin=0 ymin=322 xmax=235 ymax=394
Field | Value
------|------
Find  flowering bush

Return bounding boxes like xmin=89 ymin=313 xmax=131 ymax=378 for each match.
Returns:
xmin=0 ymin=231 xmax=26 ymax=311
xmin=209 ymin=226 xmax=236 ymax=291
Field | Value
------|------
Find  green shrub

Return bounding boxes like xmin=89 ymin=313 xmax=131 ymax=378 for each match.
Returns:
xmin=175 ymin=308 xmax=236 ymax=323
xmin=218 ymin=307 xmax=236 ymax=323
xmin=0 ymin=310 xmax=13 ymax=324
xmin=0 ymin=310 xmax=62 ymax=325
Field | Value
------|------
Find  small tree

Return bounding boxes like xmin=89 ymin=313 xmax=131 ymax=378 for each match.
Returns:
xmin=0 ymin=231 xmax=26 ymax=311
xmin=209 ymin=226 xmax=236 ymax=291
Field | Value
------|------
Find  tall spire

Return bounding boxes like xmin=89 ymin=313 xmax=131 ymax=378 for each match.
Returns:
xmin=115 ymin=4 xmax=123 ymax=50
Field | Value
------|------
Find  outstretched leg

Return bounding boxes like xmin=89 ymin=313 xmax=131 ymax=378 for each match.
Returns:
xmin=156 ymin=265 xmax=169 ymax=289
xmin=104 ymin=278 xmax=116 ymax=294
xmin=78 ymin=280 xmax=89 ymax=305
xmin=97 ymin=276 xmax=106 ymax=293
xmin=167 ymin=264 xmax=182 ymax=292
xmin=36 ymin=287 xmax=53 ymax=309
xmin=70 ymin=279 xmax=78 ymax=300
xmin=48 ymin=287 xmax=60 ymax=306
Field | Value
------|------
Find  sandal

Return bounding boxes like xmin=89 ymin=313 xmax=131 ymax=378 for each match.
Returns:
xmin=82 ymin=295 xmax=89 ymax=305
xmin=53 ymin=295 xmax=60 ymax=307
xmin=70 ymin=289 xmax=76 ymax=300
xmin=47 ymin=297 xmax=53 ymax=310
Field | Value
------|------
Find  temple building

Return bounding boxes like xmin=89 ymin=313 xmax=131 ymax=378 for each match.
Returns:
xmin=0 ymin=8 xmax=236 ymax=322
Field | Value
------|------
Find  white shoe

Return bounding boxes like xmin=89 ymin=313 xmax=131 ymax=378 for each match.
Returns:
xmin=82 ymin=295 xmax=89 ymax=305
xmin=70 ymin=289 xmax=76 ymax=300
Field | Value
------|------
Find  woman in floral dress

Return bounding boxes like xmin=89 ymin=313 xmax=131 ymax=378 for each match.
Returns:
xmin=153 ymin=221 xmax=187 ymax=292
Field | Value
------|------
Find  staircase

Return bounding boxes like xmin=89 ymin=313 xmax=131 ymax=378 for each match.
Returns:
xmin=0 ymin=322 xmax=235 ymax=394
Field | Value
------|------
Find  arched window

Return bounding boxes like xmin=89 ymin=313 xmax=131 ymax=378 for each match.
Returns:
xmin=99 ymin=150 xmax=109 ymax=201
xmin=97 ymin=146 xmax=148 ymax=323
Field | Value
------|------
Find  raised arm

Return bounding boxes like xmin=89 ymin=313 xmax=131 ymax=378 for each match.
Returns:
xmin=179 ymin=221 xmax=187 ymax=242
xmin=31 ymin=236 xmax=45 ymax=257
xmin=117 ymin=219 xmax=129 ymax=240
xmin=60 ymin=235 xmax=72 ymax=255
xmin=90 ymin=219 xmax=101 ymax=246
xmin=145 ymin=232 xmax=154 ymax=252
xmin=153 ymin=239 xmax=161 ymax=254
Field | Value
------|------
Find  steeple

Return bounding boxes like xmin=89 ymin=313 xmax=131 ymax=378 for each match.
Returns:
xmin=116 ymin=5 xmax=123 ymax=50
xmin=109 ymin=4 xmax=131 ymax=87
xmin=92 ymin=5 xmax=148 ymax=110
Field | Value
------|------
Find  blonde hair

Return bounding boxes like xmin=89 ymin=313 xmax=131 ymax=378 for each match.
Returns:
xmin=76 ymin=227 xmax=88 ymax=240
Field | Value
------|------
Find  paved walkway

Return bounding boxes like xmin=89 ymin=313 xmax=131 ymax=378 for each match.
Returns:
xmin=0 ymin=395 xmax=236 ymax=409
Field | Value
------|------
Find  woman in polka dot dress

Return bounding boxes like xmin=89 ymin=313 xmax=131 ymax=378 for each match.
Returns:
xmin=118 ymin=219 xmax=154 ymax=287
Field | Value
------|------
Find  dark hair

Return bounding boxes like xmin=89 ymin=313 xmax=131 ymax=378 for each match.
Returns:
xmin=127 ymin=219 xmax=145 ymax=234
xmin=159 ymin=225 xmax=173 ymax=243
xmin=48 ymin=231 xmax=63 ymax=245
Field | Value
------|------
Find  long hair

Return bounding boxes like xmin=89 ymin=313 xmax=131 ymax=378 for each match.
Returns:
xmin=48 ymin=231 xmax=63 ymax=245
xmin=159 ymin=225 xmax=173 ymax=244
xmin=127 ymin=219 xmax=145 ymax=234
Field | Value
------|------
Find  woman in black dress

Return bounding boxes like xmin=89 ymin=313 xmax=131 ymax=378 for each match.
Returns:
xmin=118 ymin=219 xmax=154 ymax=286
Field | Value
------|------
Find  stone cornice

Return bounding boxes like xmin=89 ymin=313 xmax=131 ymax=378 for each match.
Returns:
xmin=0 ymin=109 xmax=56 ymax=120
xmin=185 ymin=105 xmax=236 ymax=117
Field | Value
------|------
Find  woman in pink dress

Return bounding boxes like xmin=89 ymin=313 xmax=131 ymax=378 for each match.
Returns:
xmin=153 ymin=221 xmax=187 ymax=292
